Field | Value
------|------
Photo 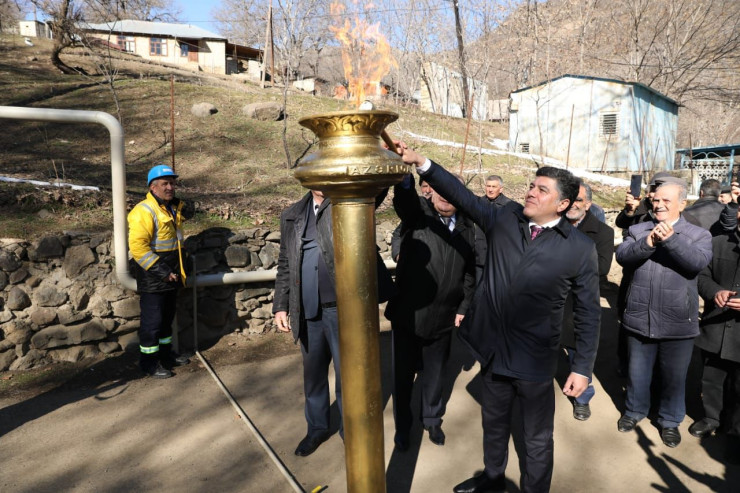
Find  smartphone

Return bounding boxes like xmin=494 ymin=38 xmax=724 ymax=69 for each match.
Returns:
xmin=630 ymin=174 xmax=642 ymax=198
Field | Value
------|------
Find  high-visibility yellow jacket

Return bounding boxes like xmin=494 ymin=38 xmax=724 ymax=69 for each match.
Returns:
xmin=128 ymin=192 xmax=186 ymax=292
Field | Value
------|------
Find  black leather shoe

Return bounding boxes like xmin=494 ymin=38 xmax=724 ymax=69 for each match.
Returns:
xmin=141 ymin=361 xmax=172 ymax=379
xmin=661 ymin=427 xmax=681 ymax=448
xmin=294 ymin=433 xmax=329 ymax=457
xmin=453 ymin=473 xmax=505 ymax=493
xmin=688 ymin=419 xmax=718 ymax=438
xmin=425 ymin=424 xmax=445 ymax=446
xmin=573 ymin=402 xmax=591 ymax=421
xmin=617 ymin=415 xmax=638 ymax=432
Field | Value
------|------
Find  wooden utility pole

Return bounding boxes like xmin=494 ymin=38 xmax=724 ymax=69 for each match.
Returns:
xmin=261 ymin=1 xmax=272 ymax=89
xmin=450 ymin=0 xmax=470 ymax=117
xmin=170 ymin=75 xmax=175 ymax=172
xmin=459 ymin=92 xmax=475 ymax=175
xmin=269 ymin=1 xmax=275 ymax=88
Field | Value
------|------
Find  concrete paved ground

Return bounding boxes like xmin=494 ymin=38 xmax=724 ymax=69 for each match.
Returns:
xmin=1 ymin=289 xmax=738 ymax=492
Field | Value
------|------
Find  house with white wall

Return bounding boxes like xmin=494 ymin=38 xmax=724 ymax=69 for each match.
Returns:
xmin=81 ymin=20 xmax=261 ymax=76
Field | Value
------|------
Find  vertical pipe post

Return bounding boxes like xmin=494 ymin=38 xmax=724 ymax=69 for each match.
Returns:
xmin=331 ymin=197 xmax=385 ymax=493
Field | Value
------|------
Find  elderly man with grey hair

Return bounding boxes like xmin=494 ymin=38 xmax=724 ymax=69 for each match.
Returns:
xmin=615 ymin=177 xmax=712 ymax=448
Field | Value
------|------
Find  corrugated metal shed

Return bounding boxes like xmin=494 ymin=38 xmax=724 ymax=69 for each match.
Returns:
xmin=509 ymin=74 xmax=678 ymax=172
xmin=82 ymin=20 xmax=225 ymax=40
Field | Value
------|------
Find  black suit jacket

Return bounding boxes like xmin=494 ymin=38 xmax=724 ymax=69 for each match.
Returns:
xmin=420 ymin=161 xmax=601 ymax=382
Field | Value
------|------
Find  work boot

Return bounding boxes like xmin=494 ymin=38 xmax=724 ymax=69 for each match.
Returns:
xmin=160 ymin=345 xmax=191 ymax=369
xmin=141 ymin=360 xmax=172 ymax=379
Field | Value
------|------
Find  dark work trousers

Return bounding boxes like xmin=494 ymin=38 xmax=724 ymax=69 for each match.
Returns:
xmin=300 ymin=306 xmax=342 ymax=439
xmin=699 ymin=350 xmax=740 ymax=436
xmin=138 ymin=290 xmax=177 ymax=361
xmin=481 ymin=370 xmax=555 ymax=493
xmin=625 ymin=333 xmax=695 ymax=428
xmin=392 ymin=326 xmax=452 ymax=435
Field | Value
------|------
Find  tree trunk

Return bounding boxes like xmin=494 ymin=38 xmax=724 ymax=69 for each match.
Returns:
xmin=451 ymin=0 xmax=469 ymax=117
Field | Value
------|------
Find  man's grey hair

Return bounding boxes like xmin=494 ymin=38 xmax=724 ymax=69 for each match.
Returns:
xmin=656 ymin=181 xmax=688 ymax=201
xmin=581 ymin=182 xmax=593 ymax=202
xmin=486 ymin=175 xmax=503 ymax=185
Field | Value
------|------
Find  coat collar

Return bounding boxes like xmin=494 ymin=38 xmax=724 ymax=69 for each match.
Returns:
xmin=515 ymin=209 xmax=572 ymax=238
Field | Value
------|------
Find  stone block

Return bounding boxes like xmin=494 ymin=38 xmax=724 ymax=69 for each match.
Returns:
xmin=258 ymin=241 xmax=280 ymax=269
xmin=35 ymin=285 xmax=68 ymax=307
xmin=47 ymin=345 xmax=100 ymax=363
xmin=88 ymin=294 xmax=112 ymax=318
xmin=242 ymin=102 xmax=283 ymax=121
xmin=29 ymin=236 xmax=64 ymax=260
xmin=225 ymin=245 xmax=250 ymax=267
xmin=63 ymin=245 xmax=96 ymax=278
xmin=111 ymin=297 xmax=140 ymax=319
xmin=9 ymin=268 xmax=28 ymax=284
xmin=114 ymin=320 xmax=140 ymax=335
xmin=98 ymin=284 xmax=128 ymax=302
xmin=31 ymin=319 xmax=107 ymax=349
xmin=30 ymin=307 xmax=58 ymax=327
xmin=7 ymin=286 xmax=31 ymax=310
xmin=0 ymin=271 xmax=7 ymax=290
xmin=57 ymin=305 xmax=89 ymax=325
xmin=191 ymin=102 xmax=218 ymax=117
xmin=235 ymin=287 xmax=272 ymax=302
xmin=98 ymin=341 xmax=121 ymax=354
xmin=117 ymin=331 xmax=140 ymax=353
xmin=0 ymin=251 xmax=22 ymax=271
xmin=0 ymin=349 xmax=17 ymax=371
xmin=9 ymin=349 xmax=47 ymax=370
xmin=265 ymin=231 xmax=281 ymax=242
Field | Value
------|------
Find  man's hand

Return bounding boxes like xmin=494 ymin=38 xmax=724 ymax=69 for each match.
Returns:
xmin=647 ymin=221 xmax=674 ymax=247
xmin=394 ymin=140 xmax=426 ymax=167
xmin=562 ymin=372 xmax=589 ymax=398
xmin=274 ymin=311 xmax=290 ymax=332
xmin=455 ymin=314 xmax=465 ymax=327
xmin=624 ymin=193 xmax=640 ymax=215
xmin=166 ymin=273 xmax=178 ymax=283
xmin=714 ymin=290 xmax=735 ymax=308
xmin=732 ymin=181 xmax=740 ymax=203
xmin=720 ymin=291 xmax=740 ymax=311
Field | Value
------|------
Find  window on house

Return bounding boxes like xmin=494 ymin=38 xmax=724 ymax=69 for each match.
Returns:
xmin=520 ymin=143 xmax=530 ymax=153
xmin=150 ymin=38 xmax=167 ymax=56
xmin=117 ymin=36 xmax=135 ymax=52
xmin=180 ymin=43 xmax=189 ymax=57
xmin=600 ymin=112 xmax=619 ymax=138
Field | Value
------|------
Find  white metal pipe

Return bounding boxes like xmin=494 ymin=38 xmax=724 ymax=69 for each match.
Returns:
xmin=0 ymin=106 xmax=397 ymax=292
xmin=0 ymin=105 xmax=135 ymax=290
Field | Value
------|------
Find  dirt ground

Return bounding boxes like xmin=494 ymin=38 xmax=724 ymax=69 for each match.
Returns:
xmin=1 ymin=264 xmax=739 ymax=492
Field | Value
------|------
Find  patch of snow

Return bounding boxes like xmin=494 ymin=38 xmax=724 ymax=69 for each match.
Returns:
xmin=0 ymin=176 xmax=100 ymax=191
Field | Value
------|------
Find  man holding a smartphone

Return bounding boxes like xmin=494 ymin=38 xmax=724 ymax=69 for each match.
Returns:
xmin=690 ymin=205 xmax=740 ymax=464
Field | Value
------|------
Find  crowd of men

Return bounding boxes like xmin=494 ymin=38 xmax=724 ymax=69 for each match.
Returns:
xmin=128 ymin=161 xmax=740 ymax=492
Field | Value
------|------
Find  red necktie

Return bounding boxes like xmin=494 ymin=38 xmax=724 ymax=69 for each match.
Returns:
xmin=530 ymin=225 xmax=544 ymax=240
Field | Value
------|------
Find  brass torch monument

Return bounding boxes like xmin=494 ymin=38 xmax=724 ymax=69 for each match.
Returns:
xmin=295 ymin=110 xmax=408 ymax=492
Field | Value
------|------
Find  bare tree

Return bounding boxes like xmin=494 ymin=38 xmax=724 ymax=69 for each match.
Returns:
xmin=0 ymin=0 xmax=25 ymax=32
xmin=82 ymin=0 xmax=181 ymax=22
xmin=29 ymin=0 xmax=83 ymax=74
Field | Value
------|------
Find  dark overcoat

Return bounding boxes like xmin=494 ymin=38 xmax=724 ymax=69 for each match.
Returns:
xmin=386 ymin=181 xmax=476 ymax=339
xmin=419 ymin=162 xmax=601 ymax=382
xmin=696 ymin=230 xmax=740 ymax=363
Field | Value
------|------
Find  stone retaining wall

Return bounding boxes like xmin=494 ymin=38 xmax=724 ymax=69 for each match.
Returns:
xmin=0 ymin=220 xmax=398 ymax=371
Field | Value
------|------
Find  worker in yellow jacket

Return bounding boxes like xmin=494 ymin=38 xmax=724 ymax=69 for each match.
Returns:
xmin=128 ymin=164 xmax=190 ymax=378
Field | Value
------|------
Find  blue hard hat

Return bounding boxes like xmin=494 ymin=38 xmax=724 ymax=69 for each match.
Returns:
xmin=147 ymin=165 xmax=178 ymax=186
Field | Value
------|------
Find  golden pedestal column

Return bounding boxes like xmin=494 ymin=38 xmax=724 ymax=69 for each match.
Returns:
xmin=296 ymin=111 xmax=408 ymax=493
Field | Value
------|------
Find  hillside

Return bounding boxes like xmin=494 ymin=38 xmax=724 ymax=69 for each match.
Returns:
xmin=0 ymin=33 xmax=623 ymax=238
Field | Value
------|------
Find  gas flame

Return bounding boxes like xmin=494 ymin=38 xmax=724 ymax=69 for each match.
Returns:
xmin=330 ymin=0 xmax=398 ymax=107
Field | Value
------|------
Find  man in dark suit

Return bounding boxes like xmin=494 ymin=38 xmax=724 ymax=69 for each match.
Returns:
xmin=387 ymin=174 xmax=476 ymax=450
xmin=690 ymin=206 xmax=740 ymax=464
xmin=396 ymin=142 xmax=600 ymax=493
xmin=562 ymin=181 xmax=615 ymax=420
xmin=273 ymin=189 xmax=394 ymax=457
